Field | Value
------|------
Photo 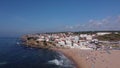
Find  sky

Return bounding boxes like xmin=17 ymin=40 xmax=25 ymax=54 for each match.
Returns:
xmin=0 ymin=0 xmax=120 ymax=36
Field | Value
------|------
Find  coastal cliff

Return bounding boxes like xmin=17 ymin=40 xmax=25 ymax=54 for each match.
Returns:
xmin=21 ymin=35 xmax=56 ymax=49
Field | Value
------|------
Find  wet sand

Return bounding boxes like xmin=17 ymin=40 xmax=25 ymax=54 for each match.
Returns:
xmin=53 ymin=48 xmax=120 ymax=68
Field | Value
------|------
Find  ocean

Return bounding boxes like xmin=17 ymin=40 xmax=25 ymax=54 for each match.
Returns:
xmin=0 ymin=37 xmax=75 ymax=68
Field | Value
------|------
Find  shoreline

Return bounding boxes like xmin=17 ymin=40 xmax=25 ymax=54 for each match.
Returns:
xmin=20 ymin=43 xmax=120 ymax=68
xmin=52 ymin=49 xmax=78 ymax=68
xmin=51 ymin=48 xmax=90 ymax=68
xmin=20 ymin=40 xmax=120 ymax=68
xmin=51 ymin=48 xmax=120 ymax=68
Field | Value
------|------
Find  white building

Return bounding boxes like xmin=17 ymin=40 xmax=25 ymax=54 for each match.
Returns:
xmin=86 ymin=35 xmax=92 ymax=40
xmin=37 ymin=38 xmax=44 ymax=41
xmin=74 ymin=36 xmax=79 ymax=43
xmin=65 ymin=40 xmax=72 ymax=46
xmin=80 ymin=34 xmax=87 ymax=38
xmin=58 ymin=40 xmax=65 ymax=46
xmin=96 ymin=32 xmax=111 ymax=36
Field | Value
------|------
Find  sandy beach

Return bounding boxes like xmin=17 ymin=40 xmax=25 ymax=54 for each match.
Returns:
xmin=53 ymin=48 xmax=120 ymax=68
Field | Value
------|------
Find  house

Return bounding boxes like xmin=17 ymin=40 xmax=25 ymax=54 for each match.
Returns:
xmin=86 ymin=35 xmax=92 ymax=41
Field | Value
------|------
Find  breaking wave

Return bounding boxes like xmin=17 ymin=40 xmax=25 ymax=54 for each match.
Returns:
xmin=48 ymin=52 xmax=76 ymax=68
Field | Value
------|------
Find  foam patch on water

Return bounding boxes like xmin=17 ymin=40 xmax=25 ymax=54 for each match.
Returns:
xmin=48 ymin=52 xmax=76 ymax=68
xmin=48 ymin=59 xmax=63 ymax=66
xmin=0 ymin=61 xmax=7 ymax=66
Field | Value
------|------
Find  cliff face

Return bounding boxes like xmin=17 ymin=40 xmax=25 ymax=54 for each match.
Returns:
xmin=21 ymin=35 xmax=57 ymax=49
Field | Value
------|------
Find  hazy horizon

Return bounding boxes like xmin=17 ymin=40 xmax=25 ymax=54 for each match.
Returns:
xmin=0 ymin=0 xmax=120 ymax=37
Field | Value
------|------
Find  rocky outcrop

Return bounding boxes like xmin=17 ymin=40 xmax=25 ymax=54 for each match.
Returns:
xmin=21 ymin=35 xmax=58 ymax=49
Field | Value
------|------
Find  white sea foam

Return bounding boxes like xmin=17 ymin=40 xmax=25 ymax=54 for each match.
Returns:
xmin=48 ymin=52 xmax=76 ymax=68
xmin=48 ymin=59 xmax=63 ymax=66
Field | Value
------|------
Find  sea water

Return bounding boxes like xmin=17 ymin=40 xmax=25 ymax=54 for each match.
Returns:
xmin=0 ymin=37 xmax=75 ymax=68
